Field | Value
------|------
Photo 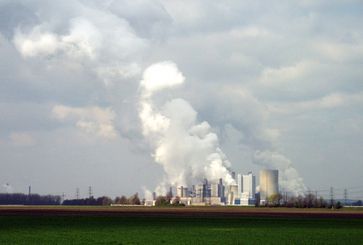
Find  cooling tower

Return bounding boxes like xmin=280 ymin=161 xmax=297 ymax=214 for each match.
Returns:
xmin=259 ymin=169 xmax=279 ymax=203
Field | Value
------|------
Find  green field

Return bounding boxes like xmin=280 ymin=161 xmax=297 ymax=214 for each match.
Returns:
xmin=1 ymin=214 xmax=363 ymax=245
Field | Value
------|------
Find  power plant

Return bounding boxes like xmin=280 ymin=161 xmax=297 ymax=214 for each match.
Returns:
xmin=146 ymin=169 xmax=279 ymax=206
xmin=259 ymin=169 xmax=279 ymax=205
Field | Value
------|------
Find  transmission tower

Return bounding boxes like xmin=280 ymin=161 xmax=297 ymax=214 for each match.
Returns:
xmin=88 ymin=186 xmax=93 ymax=198
xmin=344 ymin=188 xmax=348 ymax=206
xmin=76 ymin=187 xmax=80 ymax=199
xmin=330 ymin=187 xmax=334 ymax=207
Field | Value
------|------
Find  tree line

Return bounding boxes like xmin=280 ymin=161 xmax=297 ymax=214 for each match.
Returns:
xmin=0 ymin=193 xmax=61 ymax=205
xmin=1 ymin=191 xmax=360 ymax=207
xmin=0 ymin=193 xmax=141 ymax=206
xmin=258 ymin=193 xmax=344 ymax=209
xmin=152 ymin=193 xmax=363 ymax=208
xmin=63 ymin=193 xmax=141 ymax=206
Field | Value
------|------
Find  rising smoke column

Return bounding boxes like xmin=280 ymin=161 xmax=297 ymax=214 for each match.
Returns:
xmin=139 ymin=61 xmax=235 ymax=195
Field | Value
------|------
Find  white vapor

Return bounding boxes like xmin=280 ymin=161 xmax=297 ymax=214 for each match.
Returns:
xmin=139 ymin=61 xmax=235 ymax=195
xmin=209 ymin=87 xmax=307 ymax=195
xmin=253 ymin=150 xmax=306 ymax=196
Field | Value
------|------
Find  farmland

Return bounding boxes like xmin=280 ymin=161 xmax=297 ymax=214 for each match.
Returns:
xmin=0 ymin=206 xmax=363 ymax=244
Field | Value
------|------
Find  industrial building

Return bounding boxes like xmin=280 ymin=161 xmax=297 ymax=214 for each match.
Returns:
xmin=237 ymin=172 xmax=256 ymax=206
xmin=259 ymin=169 xmax=279 ymax=205
xmin=146 ymin=169 xmax=278 ymax=206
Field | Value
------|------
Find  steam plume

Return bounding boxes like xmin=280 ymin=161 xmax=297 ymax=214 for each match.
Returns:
xmin=139 ymin=61 xmax=235 ymax=195
xmin=254 ymin=150 xmax=306 ymax=195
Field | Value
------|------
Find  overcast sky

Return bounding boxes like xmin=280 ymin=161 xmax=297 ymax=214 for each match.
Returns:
xmin=0 ymin=0 xmax=362 ymax=199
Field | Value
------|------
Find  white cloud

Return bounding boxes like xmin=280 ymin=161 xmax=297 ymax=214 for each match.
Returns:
xmin=13 ymin=28 xmax=60 ymax=58
xmin=259 ymin=61 xmax=316 ymax=86
xmin=52 ymin=105 xmax=118 ymax=139
xmin=229 ymin=26 xmax=270 ymax=38
xmin=313 ymin=40 xmax=363 ymax=62
xmin=95 ymin=62 xmax=141 ymax=85
xmin=13 ymin=11 xmax=147 ymax=83
xmin=268 ymin=91 xmax=363 ymax=114
xmin=13 ymin=18 xmax=100 ymax=59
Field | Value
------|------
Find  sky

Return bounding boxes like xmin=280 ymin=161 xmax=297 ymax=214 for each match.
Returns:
xmin=0 ymin=0 xmax=362 ymax=199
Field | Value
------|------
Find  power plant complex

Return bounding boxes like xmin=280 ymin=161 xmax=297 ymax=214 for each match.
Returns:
xmin=146 ymin=169 xmax=279 ymax=206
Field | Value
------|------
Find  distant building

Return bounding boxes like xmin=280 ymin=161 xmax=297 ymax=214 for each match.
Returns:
xmin=144 ymin=200 xmax=156 ymax=206
xmin=145 ymin=171 xmax=270 ymax=206
xmin=192 ymin=184 xmax=205 ymax=203
xmin=243 ymin=172 xmax=256 ymax=199
xmin=183 ymin=178 xmax=227 ymax=205
xmin=210 ymin=183 xmax=219 ymax=197
xmin=218 ymin=178 xmax=225 ymax=202
xmin=227 ymin=184 xmax=238 ymax=205
xmin=237 ymin=173 xmax=243 ymax=199
xmin=259 ymin=169 xmax=279 ymax=205
xmin=176 ymin=186 xmax=188 ymax=198
xmin=167 ymin=186 xmax=173 ymax=197
xmin=241 ymin=172 xmax=256 ymax=206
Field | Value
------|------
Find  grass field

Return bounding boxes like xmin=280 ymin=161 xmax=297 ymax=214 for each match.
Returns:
xmin=1 ymin=207 xmax=363 ymax=244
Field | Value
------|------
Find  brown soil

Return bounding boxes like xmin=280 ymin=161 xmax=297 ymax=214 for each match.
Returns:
xmin=1 ymin=206 xmax=362 ymax=219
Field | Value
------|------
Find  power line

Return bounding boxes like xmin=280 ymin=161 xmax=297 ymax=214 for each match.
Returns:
xmin=349 ymin=190 xmax=363 ymax=194
xmin=341 ymin=185 xmax=363 ymax=190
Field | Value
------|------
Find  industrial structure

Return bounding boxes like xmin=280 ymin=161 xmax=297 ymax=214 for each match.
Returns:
xmin=146 ymin=169 xmax=279 ymax=206
xmin=259 ymin=169 xmax=279 ymax=205
xmin=240 ymin=172 xmax=256 ymax=205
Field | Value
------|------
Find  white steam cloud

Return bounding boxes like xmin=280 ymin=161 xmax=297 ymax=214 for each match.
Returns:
xmin=139 ymin=61 xmax=235 ymax=195
xmin=138 ymin=61 xmax=306 ymax=196
xmin=254 ymin=150 xmax=306 ymax=195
